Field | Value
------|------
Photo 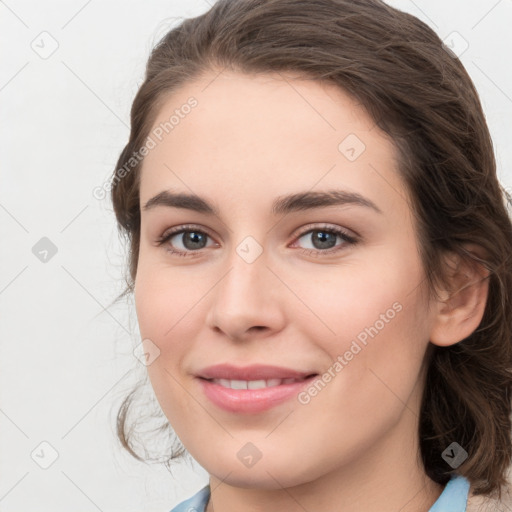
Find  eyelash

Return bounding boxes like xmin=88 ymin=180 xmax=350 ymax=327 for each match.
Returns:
xmin=155 ymin=223 xmax=359 ymax=258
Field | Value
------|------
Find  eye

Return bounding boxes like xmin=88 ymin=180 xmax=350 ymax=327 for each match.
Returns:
xmin=156 ymin=224 xmax=217 ymax=257
xmin=156 ymin=223 xmax=359 ymax=258
xmin=291 ymin=224 xmax=358 ymax=256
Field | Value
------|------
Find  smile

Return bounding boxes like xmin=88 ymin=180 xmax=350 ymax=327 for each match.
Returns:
xmin=209 ymin=377 xmax=308 ymax=389
xmin=195 ymin=365 xmax=318 ymax=413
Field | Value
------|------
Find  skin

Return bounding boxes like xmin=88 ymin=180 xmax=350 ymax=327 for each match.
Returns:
xmin=134 ymin=69 xmax=489 ymax=512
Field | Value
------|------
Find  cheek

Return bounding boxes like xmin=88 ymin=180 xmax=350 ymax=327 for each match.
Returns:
xmin=290 ymin=252 xmax=426 ymax=353
xmin=134 ymin=251 xmax=203 ymax=342
xmin=133 ymin=260 xmax=190 ymax=380
xmin=293 ymin=250 xmax=430 ymax=412
xmin=133 ymin=254 xmax=226 ymax=393
xmin=133 ymin=268 xmax=200 ymax=421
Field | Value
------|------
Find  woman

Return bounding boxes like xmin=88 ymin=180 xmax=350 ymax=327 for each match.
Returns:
xmin=110 ymin=0 xmax=512 ymax=510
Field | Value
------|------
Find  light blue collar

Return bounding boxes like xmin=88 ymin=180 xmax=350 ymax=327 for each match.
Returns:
xmin=171 ymin=484 xmax=210 ymax=512
xmin=428 ymin=474 xmax=470 ymax=511
xmin=171 ymin=474 xmax=470 ymax=512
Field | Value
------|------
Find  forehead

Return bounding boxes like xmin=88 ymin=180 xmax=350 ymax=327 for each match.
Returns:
xmin=139 ymin=70 xmax=410 ymax=221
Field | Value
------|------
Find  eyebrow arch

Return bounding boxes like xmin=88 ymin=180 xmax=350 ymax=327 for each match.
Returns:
xmin=142 ymin=189 xmax=383 ymax=216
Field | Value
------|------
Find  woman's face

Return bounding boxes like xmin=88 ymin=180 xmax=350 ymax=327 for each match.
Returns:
xmin=135 ymin=70 xmax=438 ymax=489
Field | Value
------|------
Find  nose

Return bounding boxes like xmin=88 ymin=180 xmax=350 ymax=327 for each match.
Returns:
xmin=205 ymin=244 xmax=286 ymax=342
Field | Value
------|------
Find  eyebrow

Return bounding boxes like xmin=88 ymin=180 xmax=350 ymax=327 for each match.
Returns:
xmin=142 ymin=189 xmax=383 ymax=216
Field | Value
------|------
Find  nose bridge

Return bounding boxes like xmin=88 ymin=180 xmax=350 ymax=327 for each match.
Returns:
xmin=217 ymin=225 xmax=270 ymax=300
xmin=206 ymin=238 xmax=283 ymax=339
xmin=217 ymin=243 xmax=270 ymax=314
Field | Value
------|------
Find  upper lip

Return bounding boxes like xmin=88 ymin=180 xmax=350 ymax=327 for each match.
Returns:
xmin=196 ymin=364 xmax=317 ymax=381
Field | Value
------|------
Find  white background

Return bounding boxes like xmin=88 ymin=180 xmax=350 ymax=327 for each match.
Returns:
xmin=1 ymin=1 xmax=511 ymax=511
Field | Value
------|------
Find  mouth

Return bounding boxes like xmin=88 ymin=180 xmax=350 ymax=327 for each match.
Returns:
xmin=195 ymin=364 xmax=319 ymax=413
xmin=205 ymin=377 xmax=313 ymax=390
xmin=196 ymin=363 xmax=317 ymax=381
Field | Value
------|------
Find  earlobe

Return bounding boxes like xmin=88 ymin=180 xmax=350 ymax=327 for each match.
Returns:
xmin=429 ymin=246 xmax=490 ymax=347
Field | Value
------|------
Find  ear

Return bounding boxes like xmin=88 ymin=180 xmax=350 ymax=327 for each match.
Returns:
xmin=429 ymin=244 xmax=490 ymax=347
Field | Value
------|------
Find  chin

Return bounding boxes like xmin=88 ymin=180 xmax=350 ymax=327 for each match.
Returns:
xmin=199 ymin=450 xmax=320 ymax=490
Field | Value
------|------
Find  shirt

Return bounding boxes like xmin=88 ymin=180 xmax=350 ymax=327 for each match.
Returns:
xmin=170 ymin=473 xmax=470 ymax=512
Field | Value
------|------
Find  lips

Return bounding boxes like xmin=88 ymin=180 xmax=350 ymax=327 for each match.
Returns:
xmin=195 ymin=364 xmax=318 ymax=413
xmin=196 ymin=363 xmax=316 ymax=381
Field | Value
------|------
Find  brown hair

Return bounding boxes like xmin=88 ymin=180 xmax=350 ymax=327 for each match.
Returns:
xmin=110 ymin=0 xmax=512 ymax=498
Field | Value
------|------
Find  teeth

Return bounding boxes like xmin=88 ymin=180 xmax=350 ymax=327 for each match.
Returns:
xmin=211 ymin=378 xmax=302 ymax=389
xmin=230 ymin=379 xmax=247 ymax=390
xmin=247 ymin=380 xmax=267 ymax=389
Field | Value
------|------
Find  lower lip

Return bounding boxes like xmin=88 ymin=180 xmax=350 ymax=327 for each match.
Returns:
xmin=197 ymin=376 xmax=317 ymax=413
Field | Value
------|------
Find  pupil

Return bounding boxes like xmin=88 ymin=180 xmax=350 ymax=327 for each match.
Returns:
xmin=184 ymin=232 xmax=205 ymax=249
xmin=313 ymin=231 xmax=336 ymax=249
